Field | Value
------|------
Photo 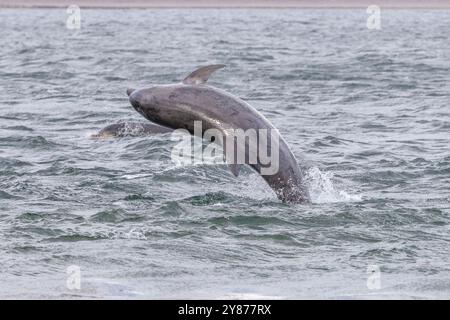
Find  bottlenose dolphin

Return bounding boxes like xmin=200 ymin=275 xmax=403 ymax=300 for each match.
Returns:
xmin=127 ymin=65 xmax=310 ymax=204
xmin=93 ymin=121 xmax=172 ymax=138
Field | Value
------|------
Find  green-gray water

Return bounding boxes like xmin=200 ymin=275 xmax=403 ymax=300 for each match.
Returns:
xmin=0 ymin=8 xmax=449 ymax=298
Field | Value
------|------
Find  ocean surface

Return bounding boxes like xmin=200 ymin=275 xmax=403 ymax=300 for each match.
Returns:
xmin=0 ymin=8 xmax=449 ymax=299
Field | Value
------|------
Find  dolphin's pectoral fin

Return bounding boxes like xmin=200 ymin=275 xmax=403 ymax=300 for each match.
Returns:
xmin=222 ymin=132 xmax=244 ymax=177
xmin=182 ymin=64 xmax=225 ymax=85
xmin=228 ymin=163 xmax=242 ymax=177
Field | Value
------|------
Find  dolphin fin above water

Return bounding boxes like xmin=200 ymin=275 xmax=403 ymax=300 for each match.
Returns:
xmin=182 ymin=64 xmax=226 ymax=85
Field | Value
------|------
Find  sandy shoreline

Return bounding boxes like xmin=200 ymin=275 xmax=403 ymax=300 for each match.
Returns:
xmin=1 ymin=0 xmax=450 ymax=9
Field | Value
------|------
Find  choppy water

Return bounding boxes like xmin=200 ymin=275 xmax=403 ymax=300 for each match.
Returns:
xmin=0 ymin=8 xmax=449 ymax=299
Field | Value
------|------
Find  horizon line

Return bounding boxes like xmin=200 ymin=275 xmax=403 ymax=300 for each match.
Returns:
xmin=2 ymin=5 xmax=450 ymax=9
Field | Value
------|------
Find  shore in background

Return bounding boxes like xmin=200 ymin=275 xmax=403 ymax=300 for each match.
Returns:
xmin=1 ymin=0 xmax=450 ymax=8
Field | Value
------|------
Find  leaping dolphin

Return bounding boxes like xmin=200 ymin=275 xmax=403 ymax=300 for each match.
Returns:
xmin=127 ymin=65 xmax=310 ymax=204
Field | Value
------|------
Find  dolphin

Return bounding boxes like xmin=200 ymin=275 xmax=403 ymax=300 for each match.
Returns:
xmin=127 ymin=65 xmax=311 ymax=204
xmin=92 ymin=121 xmax=172 ymax=138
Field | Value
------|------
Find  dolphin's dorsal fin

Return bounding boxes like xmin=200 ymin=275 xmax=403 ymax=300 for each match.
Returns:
xmin=182 ymin=64 xmax=225 ymax=85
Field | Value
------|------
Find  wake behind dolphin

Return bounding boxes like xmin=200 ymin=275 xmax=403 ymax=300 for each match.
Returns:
xmin=125 ymin=65 xmax=310 ymax=204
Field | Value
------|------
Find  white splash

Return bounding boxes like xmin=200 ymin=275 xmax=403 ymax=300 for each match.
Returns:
xmin=111 ymin=228 xmax=148 ymax=240
xmin=305 ymin=167 xmax=362 ymax=203
xmin=121 ymin=173 xmax=153 ymax=180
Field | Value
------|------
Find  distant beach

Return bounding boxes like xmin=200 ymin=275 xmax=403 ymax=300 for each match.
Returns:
xmin=1 ymin=0 xmax=450 ymax=8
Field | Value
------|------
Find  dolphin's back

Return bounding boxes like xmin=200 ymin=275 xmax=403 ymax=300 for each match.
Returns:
xmin=157 ymin=84 xmax=271 ymax=132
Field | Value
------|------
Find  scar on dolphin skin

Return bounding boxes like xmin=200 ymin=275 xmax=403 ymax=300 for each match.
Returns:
xmin=124 ymin=65 xmax=311 ymax=204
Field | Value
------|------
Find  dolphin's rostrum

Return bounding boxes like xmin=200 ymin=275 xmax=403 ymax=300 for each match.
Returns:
xmin=127 ymin=65 xmax=311 ymax=204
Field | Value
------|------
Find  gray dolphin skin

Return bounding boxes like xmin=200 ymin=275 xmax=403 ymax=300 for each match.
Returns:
xmin=127 ymin=65 xmax=311 ymax=204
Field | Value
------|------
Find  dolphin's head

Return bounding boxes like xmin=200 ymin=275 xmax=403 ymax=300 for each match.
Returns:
xmin=128 ymin=86 xmax=171 ymax=127
xmin=128 ymin=85 xmax=197 ymax=132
